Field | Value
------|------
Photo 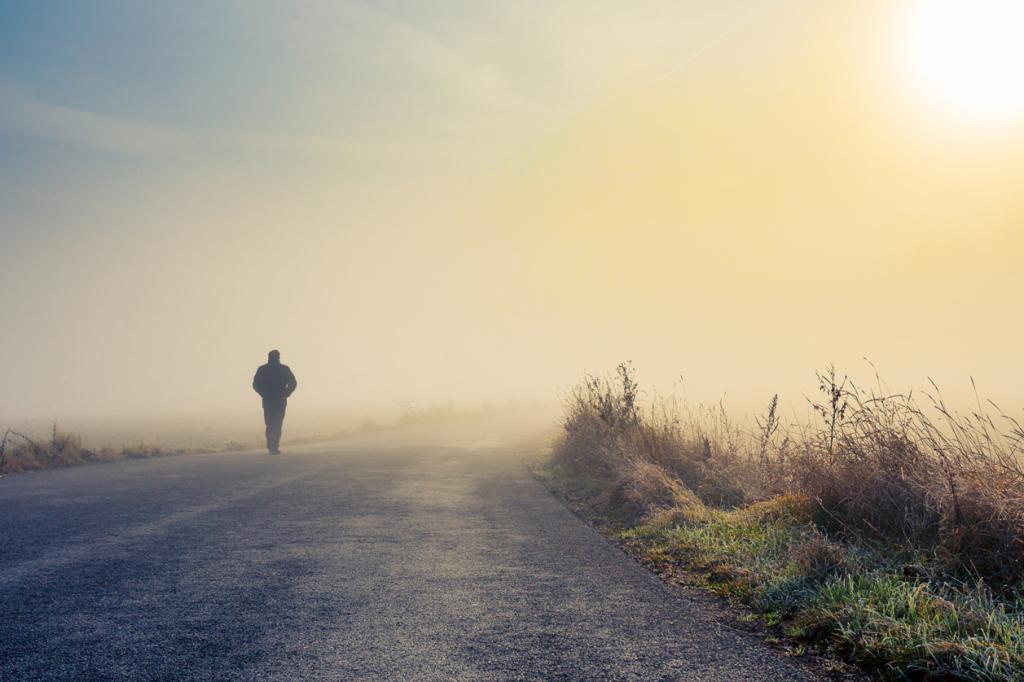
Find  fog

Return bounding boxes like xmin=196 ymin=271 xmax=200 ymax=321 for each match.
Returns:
xmin=2 ymin=1 xmax=1022 ymax=437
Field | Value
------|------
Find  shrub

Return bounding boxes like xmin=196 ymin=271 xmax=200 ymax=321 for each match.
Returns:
xmin=553 ymin=363 xmax=1024 ymax=679
xmin=553 ymin=363 xmax=1024 ymax=585
xmin=0 ymin=424 xmax=173 ymax=474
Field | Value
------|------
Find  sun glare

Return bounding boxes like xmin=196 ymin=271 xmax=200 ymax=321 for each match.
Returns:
xmin=902 ymin=0 xmax=1024 ymax=123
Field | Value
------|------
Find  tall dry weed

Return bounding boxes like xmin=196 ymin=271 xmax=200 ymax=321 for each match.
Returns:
xmin=554 ymin=363 xmax=1024 ymax=584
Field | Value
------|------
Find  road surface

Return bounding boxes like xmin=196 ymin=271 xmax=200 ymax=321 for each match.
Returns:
xmin=0 ymin=428 xmax=814 ymax=680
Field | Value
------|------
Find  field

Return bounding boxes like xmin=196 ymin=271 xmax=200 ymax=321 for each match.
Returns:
xmin=0 ymin=403 xmax=552 ymax=475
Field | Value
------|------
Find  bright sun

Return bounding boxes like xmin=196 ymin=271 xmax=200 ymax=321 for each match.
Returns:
xmin=903 ymin=0 xmax=1024 ymax=122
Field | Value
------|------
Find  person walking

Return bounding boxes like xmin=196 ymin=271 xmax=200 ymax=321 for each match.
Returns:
xmin=252 ymin=350 xmax=297 ymax=454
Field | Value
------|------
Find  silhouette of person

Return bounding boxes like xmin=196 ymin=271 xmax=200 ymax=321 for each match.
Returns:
xmin=252 ymin=350 xmax=297 ymax=454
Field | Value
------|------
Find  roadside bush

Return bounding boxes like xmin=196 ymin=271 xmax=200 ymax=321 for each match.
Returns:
xmin=553 ymin=363 xmax=1024 ymax=586
xmin=0 ymin=424 xmax=175 ymax=474
xmin=556 ymin=363 xmax=759 ymax=515
xmin=789 ymin=374 xmax=1024 ymax=585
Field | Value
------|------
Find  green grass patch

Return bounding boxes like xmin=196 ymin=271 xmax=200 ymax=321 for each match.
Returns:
xmin=617 ymin=496 xmax=1024 ymax=680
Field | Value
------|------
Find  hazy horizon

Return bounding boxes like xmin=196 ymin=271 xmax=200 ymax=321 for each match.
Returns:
xmin=3 ymin=1 xmax=1023 ymax=424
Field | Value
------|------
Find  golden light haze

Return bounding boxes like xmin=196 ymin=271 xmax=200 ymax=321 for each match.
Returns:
xmin=1 ymin=0 xmax=1022 ymax=422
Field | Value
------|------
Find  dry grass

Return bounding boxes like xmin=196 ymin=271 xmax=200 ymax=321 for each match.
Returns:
xmin=786 ymin=370 xmax=1024 ymax=585
xmin=555 ymin=363 xmax=1024 ymax=585
xmin=549 ymin=363 xmax=1024 ymax=679
xmin=0 ymin=424 xmax=180 ymax=474
xmin=559 ymin=364 xmax=758 ymax=510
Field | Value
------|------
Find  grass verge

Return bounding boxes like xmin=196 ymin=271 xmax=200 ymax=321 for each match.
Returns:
xmin=0 ymin=425 xmax=192 ymax=475
xmin=543 ymin=364 xmax=1024 ymax=680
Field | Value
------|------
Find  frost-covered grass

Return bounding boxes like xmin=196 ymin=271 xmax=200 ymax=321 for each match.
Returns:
xmin=0 ymin=424 xmax=183 ymax=474
xmin=550 ymin=363 xmax=1024 ymax=679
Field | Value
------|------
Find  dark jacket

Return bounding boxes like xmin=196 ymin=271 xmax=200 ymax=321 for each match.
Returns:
xmin=253 ymin=362 xmax=297 ymax=406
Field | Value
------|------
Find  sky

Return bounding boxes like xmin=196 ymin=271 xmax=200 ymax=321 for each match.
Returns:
xmin=1 ymin=0 xmax=1023 ymax=421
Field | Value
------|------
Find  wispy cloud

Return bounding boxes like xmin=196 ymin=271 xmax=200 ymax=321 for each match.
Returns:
xmin=283 ymin=0 xmax=533 ymax=117
xmin=0 ymin=1 xmax=541 ymax=162
xmin=0 ymin=77 xmax=460 ymax=172
xmin=0 ymin=79 xmax=189 ymax=157
xmin=352 ymin=1 xmax=528 ymax=113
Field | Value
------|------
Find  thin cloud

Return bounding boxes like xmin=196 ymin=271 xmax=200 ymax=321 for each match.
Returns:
xmin=0 ymin=77 xmax=456 ymax=170
xmin=356 ymin=2 xmax=528 ymax=113
xmin=284 ymin=0 xmax=533 ymax=117
xmin=0 ymin=80 xmax=189 ymax=157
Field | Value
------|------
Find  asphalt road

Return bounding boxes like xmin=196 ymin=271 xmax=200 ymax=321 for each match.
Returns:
xmin=0 ymin=428 xmax=814 ymax=680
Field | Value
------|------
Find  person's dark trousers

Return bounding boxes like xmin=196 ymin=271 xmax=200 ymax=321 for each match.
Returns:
xmin=263 ymin=399 xmax=287 ymax=453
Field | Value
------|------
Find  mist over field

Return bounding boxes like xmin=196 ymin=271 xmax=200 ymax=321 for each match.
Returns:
xmin=2 ymin=0 xmax=1022 ymax=435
